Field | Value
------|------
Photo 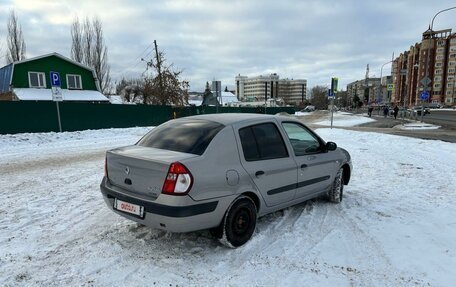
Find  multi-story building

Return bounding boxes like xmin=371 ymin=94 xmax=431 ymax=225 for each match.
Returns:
xmin=392 ymin=28 xmax=455 ymax=106
xmin=347 ymin=78 xmax=381 ymax=105
xmin=445 ymin=34 xmax=456 ymax=104
xmin=235 ymin=74 xmax=307 ymax=105
xmin=277 ymin=79 xmax=307 ymax=105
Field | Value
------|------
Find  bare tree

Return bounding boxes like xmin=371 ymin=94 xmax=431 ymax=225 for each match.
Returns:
xmin=6 ymin=10 xmax=26 ymax=64
xmin=116 ymin=77 xmax=143 ymax=103
xmin=92 ymin=18 xmax=111 ymax=94
xmin=143 ymin=49 xmax=189 ymax=106
xmin=70 ymin=17 xmax=111 ymax=94
xmin=82 ymin=17 xmax=93 ymax=67
xmin=310 ymin=85 xmax=329 ymax=110
xmin=70 ymin=17 xmax=83 ymax=63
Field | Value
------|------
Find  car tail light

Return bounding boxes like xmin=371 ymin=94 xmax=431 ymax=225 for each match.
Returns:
xmin=162 ymin=162 xmax=193 ymax=195
xmin=104 ymin=156 xmax=108 ymax=178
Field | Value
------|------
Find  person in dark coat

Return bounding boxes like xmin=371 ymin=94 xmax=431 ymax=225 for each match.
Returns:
xmin=393 ymin=105 xmax=399 ymax=119
xmin=383 ymin=106 xmax=389 ymax=118
xmin=368 ymin=106 xmax=374 ymax=117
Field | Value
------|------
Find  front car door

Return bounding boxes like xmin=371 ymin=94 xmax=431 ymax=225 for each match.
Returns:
xmin=235 ymin=121 xmax=298 ymax=207
xmin=281 ymin=122 xmax=336 ymax=200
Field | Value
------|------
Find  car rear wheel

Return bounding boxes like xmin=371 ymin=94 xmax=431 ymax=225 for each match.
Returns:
xmin=328 ymin=168 xmax=344 ymax=203
xmin=218 ymin=196 xmax=257 ymax=248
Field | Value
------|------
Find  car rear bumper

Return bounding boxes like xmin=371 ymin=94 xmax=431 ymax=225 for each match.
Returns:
xmin=100 ymin=177 xmax=234 ymax=232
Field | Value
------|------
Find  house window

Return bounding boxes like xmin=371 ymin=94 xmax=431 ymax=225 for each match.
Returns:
xmin=67 ymin=74 xmax=82 ymax=89
xmin=28 ymin=72 xmax=46 ymax=88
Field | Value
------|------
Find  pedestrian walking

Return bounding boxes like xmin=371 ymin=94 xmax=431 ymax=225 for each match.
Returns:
xmin=368 ymin=106 xmax=373 ymax=117
xmin=383 ymin=106 xmax=389 ymax=118
xmin=393 ymin=105 xmax=399 ymax=119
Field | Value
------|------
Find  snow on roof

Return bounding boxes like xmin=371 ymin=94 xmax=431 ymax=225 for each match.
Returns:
xmin=13 ymin=88 xmax=109 ymax=102
xmin=217 ymin=91 xmax=239 ymax=104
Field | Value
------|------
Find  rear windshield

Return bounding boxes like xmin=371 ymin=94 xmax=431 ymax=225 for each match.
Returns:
xmin=137 ymin=119 xmax=225 ymax=155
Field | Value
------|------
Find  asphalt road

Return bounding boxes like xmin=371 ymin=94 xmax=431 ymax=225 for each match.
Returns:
xmin=306 ymin=110 xmax=456 ymax=143
xmin=355 ymin=113 xmax=456 ymax=143
xmin=422 ymin=110 xmax=456 ymax=130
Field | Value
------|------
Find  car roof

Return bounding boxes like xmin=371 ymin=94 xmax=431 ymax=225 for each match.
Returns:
xmin=179 ymin=113 xmax=294 ymax=126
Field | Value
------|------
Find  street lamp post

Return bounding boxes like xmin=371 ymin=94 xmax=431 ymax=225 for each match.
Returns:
xmin=422 ymin=6 xmax=456 ymax=122
xmin=378 ymin=61 xmax=393 ymax=105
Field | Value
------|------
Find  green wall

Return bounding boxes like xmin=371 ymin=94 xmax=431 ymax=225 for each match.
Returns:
xmin=12 ymin=55 xmax=98 ymax=90
xmin=0 ymin=102 xmax=297 ymax=134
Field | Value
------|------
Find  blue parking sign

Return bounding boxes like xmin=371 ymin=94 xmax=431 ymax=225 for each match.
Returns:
xmin=50 ymin=71 xmax=61 ymax=87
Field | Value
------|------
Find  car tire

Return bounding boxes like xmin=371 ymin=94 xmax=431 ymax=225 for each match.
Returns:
xmin=219 ymin=196 xmax=257 ymax=248
xmin=328 ymin=168 xmax=344 ymax=203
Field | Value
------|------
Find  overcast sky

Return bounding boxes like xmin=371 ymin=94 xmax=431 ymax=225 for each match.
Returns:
xmin=1 ymin=0 xmax=455 ymax=92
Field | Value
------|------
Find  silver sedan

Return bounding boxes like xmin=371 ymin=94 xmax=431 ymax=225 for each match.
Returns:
xmin=100 ymin=113 xmax=352 ymax=247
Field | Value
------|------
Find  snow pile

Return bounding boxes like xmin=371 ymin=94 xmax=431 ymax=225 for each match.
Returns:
xmin=397 ymin=123 xmax=440 ymax=130
xmin=314 ymin=112 xmax=376 ymax=127
xmin=294 ymin=111 xmax=314 ymax=116
xmin=0 ymin=126 xmax=455 ymax=286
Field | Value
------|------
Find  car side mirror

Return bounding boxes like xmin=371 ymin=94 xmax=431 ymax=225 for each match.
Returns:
xmin=326 ymin=142 xmax=337 ymax=151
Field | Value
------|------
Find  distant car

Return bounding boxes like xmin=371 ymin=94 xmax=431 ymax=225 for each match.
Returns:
xmin=411 ymin=106 xmax=431 ymax=116
xmin=100 ymin=114 xmax=352 ymax=247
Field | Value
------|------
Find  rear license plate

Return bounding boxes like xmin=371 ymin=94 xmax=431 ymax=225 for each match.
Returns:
xmin=114 ymin=198 xmax=144 ymax=218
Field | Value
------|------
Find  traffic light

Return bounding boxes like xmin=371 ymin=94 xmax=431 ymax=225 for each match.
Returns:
xmin=331 ymin=77 xmax=338 ymax=94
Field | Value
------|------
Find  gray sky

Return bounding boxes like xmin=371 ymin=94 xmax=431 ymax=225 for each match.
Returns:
xmin=1 ymin=0 xmax=455 ymax=92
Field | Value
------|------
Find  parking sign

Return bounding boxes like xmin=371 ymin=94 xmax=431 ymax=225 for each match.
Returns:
xmin=50 ymin=71 xmax=61 ymax=87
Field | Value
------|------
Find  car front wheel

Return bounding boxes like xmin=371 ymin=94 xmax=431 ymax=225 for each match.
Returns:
xmin=328 ymin=168 xmax=344 ymax=203
xmin=219 ymin=196 xmax=257 ymax=248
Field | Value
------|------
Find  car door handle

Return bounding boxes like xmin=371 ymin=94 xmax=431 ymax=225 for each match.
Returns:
xmin=255 ymin=171 xmax=265 ymax=177
xmin=301 ymin=164 xmax=308 ymax=169
xmin=307 ymin=156 xmax=316 ymax=161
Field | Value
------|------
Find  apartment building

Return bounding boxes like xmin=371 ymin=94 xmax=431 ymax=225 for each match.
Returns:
xmin=235 ymin=74 xmax=307 ymax=105
xmin=392 ymin=28 xmax=455 ymax=106
xmin=346 ymin=78 xmax=381 ymax=104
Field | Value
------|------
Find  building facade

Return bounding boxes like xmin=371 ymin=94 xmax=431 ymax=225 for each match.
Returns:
xmin=0 ymin=52 xmax=107 ymax=102
xmin=391 ymin=28 xmax=455 ymax=106
xmin=235 ymin=74 xmax=307 ymax=105
xmin=347 ymin=78 xmax=381 ymax=105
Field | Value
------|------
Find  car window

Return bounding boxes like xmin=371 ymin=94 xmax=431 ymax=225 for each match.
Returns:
xmin=239 ymin=123 xmax=288 ymax=161
xmin=137 ymin=119 xmax=224 ymax=155
xmin=282 ymin=122 xmax=321 ymax=156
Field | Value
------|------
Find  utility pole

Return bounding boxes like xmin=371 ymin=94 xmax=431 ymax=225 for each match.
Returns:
xmin=154 ymin=40 xmax=164 ymax=101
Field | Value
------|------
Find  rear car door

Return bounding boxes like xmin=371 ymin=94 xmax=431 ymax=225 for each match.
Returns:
xmin=281 ymin=122 xmax=336 ymax=199
xmin=236 ymin=121 xmax=297 ymax=207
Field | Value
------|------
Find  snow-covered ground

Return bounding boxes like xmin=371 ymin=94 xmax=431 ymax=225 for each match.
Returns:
xmin=1 ymin=118 xmax=456 ymax=286
xmin=313 ymin=112 xmax=376 ymax=127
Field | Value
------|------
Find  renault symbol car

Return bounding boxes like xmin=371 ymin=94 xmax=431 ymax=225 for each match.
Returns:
xmin=100 ymin=113 xmax=352 ymax=248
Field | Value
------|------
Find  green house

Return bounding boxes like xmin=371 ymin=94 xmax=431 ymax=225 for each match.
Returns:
xmin=0 ymin=52 xmax=108 ymax=102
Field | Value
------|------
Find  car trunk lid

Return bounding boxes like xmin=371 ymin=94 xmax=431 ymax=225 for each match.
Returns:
xmin=106 ymin=145 xmax=198 ymax=198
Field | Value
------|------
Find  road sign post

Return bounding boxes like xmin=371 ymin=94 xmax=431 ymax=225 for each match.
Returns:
xmin=330 ymin=77 xmax=338 ymax=129
xmin=50 ymin=72 xmax=63 ymax=132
